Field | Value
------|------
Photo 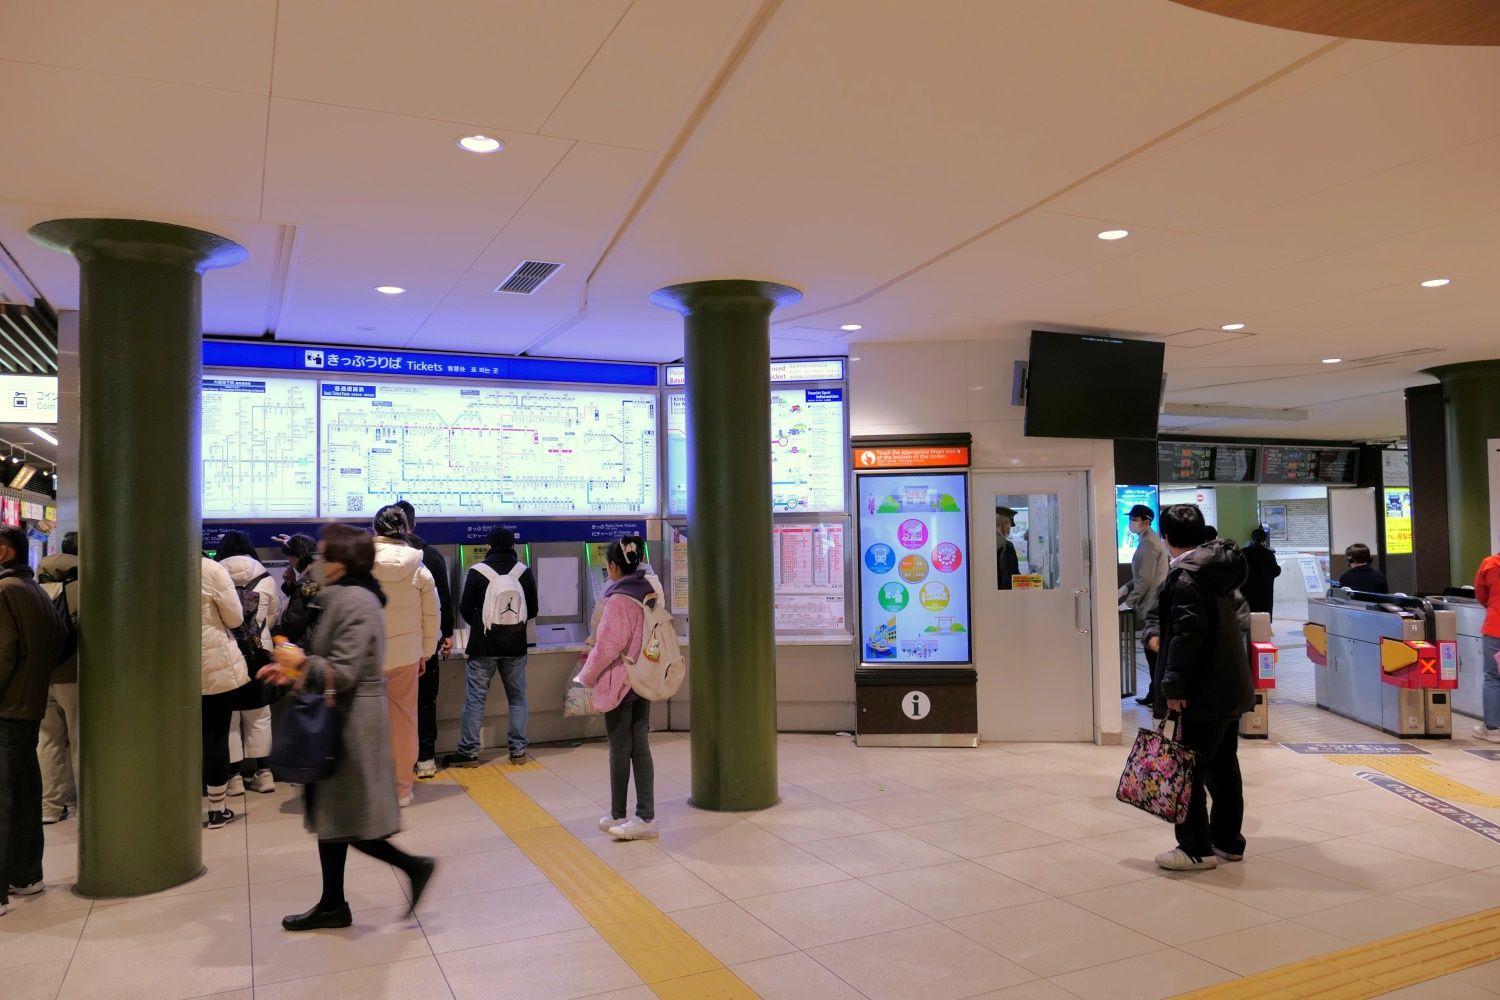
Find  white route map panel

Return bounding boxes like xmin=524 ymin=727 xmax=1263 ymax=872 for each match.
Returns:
xmin=202 ymin=377 xmax=318 ymax=518
xmin=319 ymin=381 xmax=658 ymax=517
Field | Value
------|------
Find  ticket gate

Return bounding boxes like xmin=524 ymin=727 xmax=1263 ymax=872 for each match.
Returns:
xmin=1240 ymin=612 xmax=1276 ymax=739
xmin=1440 ymin=591 xmax=1487 ymax=721
xmin=1304 ymin=589 xmax=1455 ymax=738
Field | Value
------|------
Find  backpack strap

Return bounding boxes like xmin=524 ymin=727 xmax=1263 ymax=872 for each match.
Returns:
xmin=507 ymin=562 xmax=527 ymax=580
xmin=248 ymin=572 xmax=270 ymax=590
xmin=474 ymin=563 xmax=502 ymax=585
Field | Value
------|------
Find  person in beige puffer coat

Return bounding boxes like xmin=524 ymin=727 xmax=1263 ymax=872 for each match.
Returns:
xmin=200 ymin=555 xmax=256 ymax=828
xmin=371 ymin=506 xmax=439 ymax=806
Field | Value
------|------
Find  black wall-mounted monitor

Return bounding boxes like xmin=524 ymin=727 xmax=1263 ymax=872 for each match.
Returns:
xmin=1024 ymin=331 xmax=1164 ymax=441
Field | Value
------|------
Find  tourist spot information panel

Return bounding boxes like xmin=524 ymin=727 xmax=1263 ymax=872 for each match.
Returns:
xmin=857 ymin=471 xmax=971 ymax=664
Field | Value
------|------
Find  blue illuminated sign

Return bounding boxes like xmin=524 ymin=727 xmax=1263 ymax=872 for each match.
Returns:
xmin=203 ymin=341 xmax=657 ymax=387
xmin=1115 ymin=485 xmax=1159 ymax=565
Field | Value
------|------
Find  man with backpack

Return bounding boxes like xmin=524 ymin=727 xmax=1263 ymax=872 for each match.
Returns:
xmin=443 ymin=528 xmax=537 ymax=767
xmin=0 ymin=525 xmax=68 ymax=914
xmin=37 ymin=532 xmax=79 ymax=824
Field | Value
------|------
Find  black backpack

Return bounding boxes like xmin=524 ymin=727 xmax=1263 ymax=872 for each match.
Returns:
xmin=43 ymin=579 xmax=77 ymax=665
xmin=231 ymin=572 xmax=273 ymax=669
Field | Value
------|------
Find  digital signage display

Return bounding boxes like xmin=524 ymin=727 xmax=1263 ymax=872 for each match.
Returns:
xmin=1115 ymin=485 xmax=1159 ymax=564
xmin=856 ymin=471 xmax=970 ymax=664
xmin=1384 ymin=488 xmax=1413 ymax=555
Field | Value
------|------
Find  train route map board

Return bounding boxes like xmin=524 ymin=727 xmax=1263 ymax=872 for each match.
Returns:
xmin=666 ymin=387 xmax=846 ymax=514
xmin=202 ymin=377 xmax=318 ymax=518
xmin=319 ymin=381 xmax=658 ymax=517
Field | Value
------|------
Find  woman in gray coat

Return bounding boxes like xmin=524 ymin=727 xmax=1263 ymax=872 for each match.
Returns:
xmin=258 ymin=524 xmax=436 ymax=931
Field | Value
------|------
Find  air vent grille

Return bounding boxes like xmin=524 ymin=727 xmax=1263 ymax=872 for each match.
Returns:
xmin=494 ymin=260 xmax=563 ymax=295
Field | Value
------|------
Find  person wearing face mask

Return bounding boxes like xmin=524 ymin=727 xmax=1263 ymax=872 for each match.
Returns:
xmin=996 ymin=507 xmax=1020 ymax=590
xmin=1119 ymin=505 xmax=1169 ymax=706
xmin=258 ymin=524 xmax=436 ymax=931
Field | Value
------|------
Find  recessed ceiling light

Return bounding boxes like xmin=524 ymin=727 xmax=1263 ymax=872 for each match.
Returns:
xmin=1321 ymin=358 xmax=1343 ymax=364
xmin=1097 ymin=229 xmax=1129 ymax=240
xmin=374 ymin=286 xmax=405 ymax=295
xmin=1420 ymin=277 xmax=1450 ymax=288
xmin=840 ymin=323 xmax=863 ymax=332
xmin=457 ymin=134 xmax=503 ymax=154
xmin=1220 ymin=323 xmax=1246 ymax=331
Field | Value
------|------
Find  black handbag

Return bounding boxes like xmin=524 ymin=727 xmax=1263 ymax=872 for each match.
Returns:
xmin=268 ymin=663 xmax=339 ymax=784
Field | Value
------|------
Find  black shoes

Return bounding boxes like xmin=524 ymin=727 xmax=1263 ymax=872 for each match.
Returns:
xmin=1134 ymin=696 xmax=1152 ymax=705
xmin=440 ymin=752 xmax=481 ymax=768
xmin=407 ymin=856 xmax=437 ymax=917
xmin=281 ymin=903 xmax=353 ymax=931
xmin=509 ymin=752 xmax=530 ymax=765
xmin=203 ymin=808 xmax=236 ymax=830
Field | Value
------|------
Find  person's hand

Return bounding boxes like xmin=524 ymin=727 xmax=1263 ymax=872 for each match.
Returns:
xmin=257 ymin=663 xmax=299 ymax=687
xmin=418 ymin=660 xmax=427 ymax=677
xmin=1147 ymin=636 xmax=1160 ymax=653
xmin=440 ymin=637 xmax=453 ymax=658
xmin=272 ymin=642 xmax=307 ymax=671
xmin=1166 ymin=698 xmax=1188 ymax=712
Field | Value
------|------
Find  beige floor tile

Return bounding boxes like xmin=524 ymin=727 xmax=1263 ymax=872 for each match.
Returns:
xmin=1358 ymin=971 xmax=1499 ymax=999
xmin=419 ymin=882 xmax=587 ymax=953
xmin=1049 ymin=948 xmax=1235 ymax=1000
xmin=1292 ymin=893 xmax=1454 ymax=943
xmin=4 ymin=959 xmax=69 ymax=1000
xmin=418 ymin=846 xmax=549 ymax=902
xmin=842 ymin=791 xmax=982 ymax=828
xmin=0 ymin=906 xmax=87 ymax=969
xmin=1270 ymin=838 xmax=1468 ymax=893
xmin=1008 ymin=799 xmax=1156 ymax=840
xmin=976 ymin=841 xmax=1154 ymax=896
xmin=40 ymin=842 xmax=78 ymax=883
xmin=1237 ymin=811 xmax=1340 ymax=852
xmin=964 ymin=983 xmax=1083 ymax=1000
xmin=253 ymin=955 xmax=455 ymax=999
xmin=802 ymin=829 xmax=961 ymax=877
xmin=576 ymin=988 xmax=657 ymax=1000
xmin=621 ymin=861 xmax=731 ymax=910
xmin=251 ymin=904 xmax=432 ymax=985
xmin=946 ymin=899 xmax=1162 ymax=977
xmin=665 ymin=901 xmax=798 ymax=965
xmin=738 ymin=879 xmax=929 ymax=948
xmin=730 ymin=951 xmax=867 ymax=1000
xmin=1179 ymin=919 xmax=1350 ymax=975
xmin=678 ymin=843 xmax=849 ymax=900
xmin=1449 ymin=960 xmax=1500 ymax=993
xmin=1257 ymin=797 xmax=1411 ymax=837
xmin=1187 ymin=855 xmax=1375 ymax=918
xmin=387 ymin=818 xmax=512 ymax=858
xmin=58 ymin=932 xmax=252 ymax=1000
xmin=793 ymin=775 xmax=922 ymax=803
xmin=865 ymin=860 xmax=1050 ymax=920
xmin=1391 ymin=868 xmax=1500 ymax=916
xmin=906 ymin=814 xmax=1061 ymax=858
xmin=437 ymin=927 xmax=641 ymax=1000
xmin=1356 ymin=820 xmax=1500 ymax=870
xmin=76 ymin=882 xmax=249 ymax=955
xmin=581 ymin=833 xmax=677 ymax=872
xmin=960 ymin=754 xmax=1078 ymax=780
xmin=746 ymin=803 xmax=889 ymax=844
xmin=657 ymin=819 xmax=788 ymax=861
xmin=1068 ymin=877 xmax=1277 ymax=945
xmin=1071 ymin=824 xmax=1176 ymax=863
xmin=249 ymin=866 xmax=408 ymax=927
xmin=941 ymin=781 xmax=1069 ymax=814
xmin=809 ymin=922 xmax=1036 ymax=1000
xmin=0 ymin=882 xmax=92 ymax=916
xmin=247 ymin=843 xmax=380 ymax=885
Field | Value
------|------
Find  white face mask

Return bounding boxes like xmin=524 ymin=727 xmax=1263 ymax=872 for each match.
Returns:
xmin=309 ymin=560 xmax=341 ymax=586
xmin=1130 ymin=520 xmax=1146 ymax=536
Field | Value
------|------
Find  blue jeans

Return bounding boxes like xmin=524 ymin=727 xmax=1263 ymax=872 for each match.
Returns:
xmin=1484 ymin=636 xmax=1500 ymax=730
xmin=458 ymin=655 xmax=528 ymax=757
xmin=0 ymin=718 xmax=44 ymax=905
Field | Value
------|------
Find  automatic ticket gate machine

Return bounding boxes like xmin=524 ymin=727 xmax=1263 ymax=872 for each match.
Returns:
xmin=1240 ymin=612 xmax=1277 ymax=739
xmin=1304 ymin=590 xmax=1456 ymax=738
xmin=1439 ymin=588 xmax=1487 ymax=722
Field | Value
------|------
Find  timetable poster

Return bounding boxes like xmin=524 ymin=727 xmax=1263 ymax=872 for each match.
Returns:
xmin=857 ymin=472 xmax=971 ymax=664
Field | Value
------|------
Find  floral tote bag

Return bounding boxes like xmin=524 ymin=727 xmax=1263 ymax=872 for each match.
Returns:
xmin=1116 ymin=714 xmax=1197 ymax=824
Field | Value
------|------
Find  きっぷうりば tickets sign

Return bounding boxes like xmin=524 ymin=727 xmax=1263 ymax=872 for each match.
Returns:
xmin=856 ymin=470 xmax=971 ymax=664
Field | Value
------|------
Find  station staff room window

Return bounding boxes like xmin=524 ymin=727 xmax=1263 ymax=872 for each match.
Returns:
xmin=995 ymin=494 xmax=1061 ymax=590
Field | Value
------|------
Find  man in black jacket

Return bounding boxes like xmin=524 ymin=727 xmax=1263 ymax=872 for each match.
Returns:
xmin=394 ymin=501 xmax=453 ymax=780
xmin=443 ymin=528 xmax=537 ymax=767
xmin=1151 ymin=504 xmax=1254 ymax=873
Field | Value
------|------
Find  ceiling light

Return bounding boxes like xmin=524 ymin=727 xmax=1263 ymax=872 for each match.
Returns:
xmin=1097 ymin=229 xmax=1129 ymax=240
xmin=374 ymin=286 xmax=406 ymax=295
xmin=1420 ymin=277 xmax=1450 ymax=288
xmin=457 ymin=134 xmax=503 ymax=154
xmin=840 ymin=324 xmax=863 ymax=332
xmin=1220 ymin=323 xmax=1246 ymax=331
xmin=28 ymin=427 xmax=57 ymax=445
xmin=1321 ymin=358 xmax=1343 ymax=364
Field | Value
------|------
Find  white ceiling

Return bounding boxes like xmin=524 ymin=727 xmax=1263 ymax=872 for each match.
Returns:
xmin=3 ymin=0 xmax=1499 ymax=440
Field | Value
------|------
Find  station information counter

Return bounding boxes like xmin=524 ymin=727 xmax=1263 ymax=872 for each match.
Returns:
xmin=1304 ymin=589 xmax=1456 ymax=738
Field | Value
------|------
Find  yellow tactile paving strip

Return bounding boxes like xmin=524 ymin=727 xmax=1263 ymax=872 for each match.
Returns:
xmin=443 ymin=760 xmax=762 ymax=999
xmin=1171 ymin=907 xmax=1500 ymax=999
xmin=1327 ymin=754 xmax=1500 ymax=808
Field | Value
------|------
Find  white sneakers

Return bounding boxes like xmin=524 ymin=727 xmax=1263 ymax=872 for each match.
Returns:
xmin=415 ymin=759 xmax=438 ymax=780
xmin=1472 ymin=725 xmax=1500 ymax=744
xmin=1155 ymin=848 xmax=1218 ymax=872
xmin=599 ymin=815 xmax=621 ymax=834
xmin=226 ymin=774 xmax=245 ymax=797
xmin=398 ymin=793 xmax=414 ymax=809
xmin=9 ymin=881 xmax=44 ymax=896
xmin=1212 ymin=847 xmax=1243 ymax=863
xmin=607 ymin=817 xmax=659 ymax=841
xmin=248 ymin=770 xmax=276 ymax=794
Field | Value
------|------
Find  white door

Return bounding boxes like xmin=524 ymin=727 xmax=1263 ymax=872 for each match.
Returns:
xmin=970 ymin=470 xmax=1095 ymax=741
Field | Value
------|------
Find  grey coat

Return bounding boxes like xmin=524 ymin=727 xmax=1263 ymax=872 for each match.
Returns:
xmin=299 ymin=581 xmax=400 ymax=842
xmin=1122 ymin=528 xmax=1169 ymax=618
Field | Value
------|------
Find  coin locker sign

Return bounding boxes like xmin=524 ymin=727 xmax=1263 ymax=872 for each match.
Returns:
xmin=0 ymin=375 xmax=57 ymax=424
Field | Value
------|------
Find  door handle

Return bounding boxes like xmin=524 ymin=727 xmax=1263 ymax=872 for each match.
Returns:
xmin=1074 ymin=589 xmax=1090 ymax=635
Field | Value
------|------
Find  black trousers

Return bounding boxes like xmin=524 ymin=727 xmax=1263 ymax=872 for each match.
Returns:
xmin=318 ymin=838 xmax=422 ymax=910
xmin=0 ymin=718 xmax=43 ymax=904
xmin=604 ymin=697 xmax=654 ymax=822
xmin=417 ymin=651 xmax=441 ymax=761
xmin=1174 ymin=717 xmax=1245 ymax=860
xmin=202 ymin=682 xmax=266 ymax=790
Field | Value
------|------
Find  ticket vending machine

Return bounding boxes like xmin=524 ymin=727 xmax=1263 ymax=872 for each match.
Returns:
xmin=851 ymin=435 xmax=977 ymax=747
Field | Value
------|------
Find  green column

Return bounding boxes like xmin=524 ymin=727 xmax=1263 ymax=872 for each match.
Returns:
xmin=29 ymin=219 xmax=246 ymax=897
xmin=1424 ymin=361 xmax=1500 ymax=584
xmin=651 ymin=279 xmax=802 ymax=811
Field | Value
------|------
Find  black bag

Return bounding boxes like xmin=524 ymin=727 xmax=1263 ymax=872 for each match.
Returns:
xmin=269 ymin=663 xmax=339 ymax=783
xmin=232 ymin=573 xmax=273 ymax=669
xmin=275 ymin=582 xmax=322 ymax=645
xmin=47 ymin=581 xmax=78 ymax=666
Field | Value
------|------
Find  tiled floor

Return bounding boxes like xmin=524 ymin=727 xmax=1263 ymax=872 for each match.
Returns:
xmin=4 ymin=632 xmax=1500 ymax=999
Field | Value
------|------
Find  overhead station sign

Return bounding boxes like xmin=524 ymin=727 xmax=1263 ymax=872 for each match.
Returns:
xmin=0 ymin=375 xmax=58 ymax=424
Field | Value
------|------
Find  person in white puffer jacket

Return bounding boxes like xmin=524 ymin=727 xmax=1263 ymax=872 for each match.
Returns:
xmin=214 ymin=531 xmax=283 ymax=796
xmin=371 ymin=506 xmax=439 ymax=807
xmin=201 ymin=556 xmax=252 ymax=829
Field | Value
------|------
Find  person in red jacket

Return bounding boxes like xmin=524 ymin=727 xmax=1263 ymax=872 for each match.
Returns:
xmin=1473 ymin=552 xmax=1500 ymax=743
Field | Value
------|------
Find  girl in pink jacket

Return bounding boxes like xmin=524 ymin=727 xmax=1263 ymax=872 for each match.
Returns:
xmin=578 ymin=536 xmax=659 ymax=840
